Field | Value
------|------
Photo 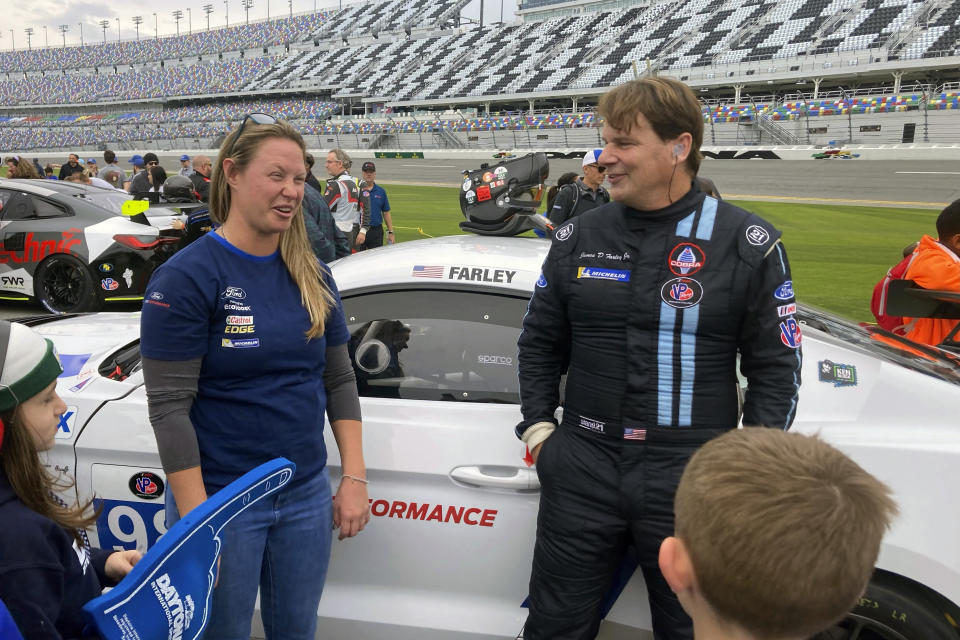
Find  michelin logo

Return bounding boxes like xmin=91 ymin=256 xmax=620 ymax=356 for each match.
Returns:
xmin=151 ymin=573 xmax=195 ymax=640
xmin=222 ymin=338 xmax=260 ymax=348
xmin=577 ymin=267 xmax=631 ymax=282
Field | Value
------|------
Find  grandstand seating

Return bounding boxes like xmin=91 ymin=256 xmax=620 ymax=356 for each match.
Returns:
xmin=3 ymin=91 xmax=959 ymax=150
xmin=3 ymin=0 xmax=960 ymax=146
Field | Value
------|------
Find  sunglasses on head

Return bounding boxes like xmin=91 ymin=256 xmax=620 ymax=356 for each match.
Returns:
xmin=226 ymin=113 xmax=278 ymax=157
xmin=588 ymin=163 xmax=606 ymax=173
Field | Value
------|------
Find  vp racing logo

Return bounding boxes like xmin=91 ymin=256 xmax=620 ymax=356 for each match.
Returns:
xmin=150 ymin=573 xmax=195 ymax=639
xmin=660 ymin=277 xmax=704 ymax=309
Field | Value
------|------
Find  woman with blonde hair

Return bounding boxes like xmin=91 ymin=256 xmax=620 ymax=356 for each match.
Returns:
xmin=9 ymin=159 xmax=40 ymax=179
xmin=140 ymin=114 xmax=368 ymax=639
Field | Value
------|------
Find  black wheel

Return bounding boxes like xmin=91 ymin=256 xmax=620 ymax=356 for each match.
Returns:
xmin=812 ymin=573 xmax=958 ymax=640
xmin=34 ymin=254 xmax=100 ymax=314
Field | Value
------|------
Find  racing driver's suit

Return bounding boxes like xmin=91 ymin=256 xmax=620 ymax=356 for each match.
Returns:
xmin=517 ymin=184 xmax=802 ymax=640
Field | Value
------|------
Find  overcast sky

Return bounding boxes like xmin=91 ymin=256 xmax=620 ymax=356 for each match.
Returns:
xmin=0 ymin=0 xmax=517 ymax=51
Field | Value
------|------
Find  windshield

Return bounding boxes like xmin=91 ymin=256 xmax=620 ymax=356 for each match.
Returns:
xmin=71 ymin=189 xmax=130 ymax=215
xmin=798 ymin=305 xmax=960 ymax=385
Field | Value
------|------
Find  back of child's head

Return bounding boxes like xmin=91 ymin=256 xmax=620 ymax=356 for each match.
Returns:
xmin=936 ymin=199 xmax=960 ymax=240
xmin=674 ymin=428 xmax=898 ymax=638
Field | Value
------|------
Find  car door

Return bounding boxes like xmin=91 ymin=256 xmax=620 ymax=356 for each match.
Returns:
xmin=319 ymin=286 xmax=540 ymax=639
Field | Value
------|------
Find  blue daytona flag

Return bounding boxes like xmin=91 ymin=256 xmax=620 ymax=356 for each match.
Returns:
xmin=82 ymin=458 xmax=296 ymax=640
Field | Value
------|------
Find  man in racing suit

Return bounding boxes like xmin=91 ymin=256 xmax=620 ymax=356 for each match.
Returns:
xmin=517 ymin=77 xmax=802 ymax=640
xmin=323 ymin=148 xmax=370 ymax=250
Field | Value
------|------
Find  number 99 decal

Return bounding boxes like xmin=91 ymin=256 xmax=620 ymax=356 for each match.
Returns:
xmin=94 ymin=499 xmax=167 ymax=551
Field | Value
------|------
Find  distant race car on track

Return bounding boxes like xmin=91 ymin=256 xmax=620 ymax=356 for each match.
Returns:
xmin=24 ymin=228 xmax=960 ymax=640
xmin=0 ymin=178 xmax=182 ymax=313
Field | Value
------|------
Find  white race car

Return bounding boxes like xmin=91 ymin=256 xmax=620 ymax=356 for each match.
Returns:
xmin=32 ymin=234 xmax=960 ymax=640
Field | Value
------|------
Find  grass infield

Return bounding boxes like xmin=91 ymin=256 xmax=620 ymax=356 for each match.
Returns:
xmin=381 ymin=183 xmax=936 ymax=322
xmin=0 ymin=171 xmax=931 ymax=321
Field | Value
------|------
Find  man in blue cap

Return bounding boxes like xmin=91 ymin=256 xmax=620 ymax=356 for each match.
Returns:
xmin=178 ymin=154 xmax=193 ymax=177
xmin=126 ymin=155 xmax=145 ymax=192
xmin=547 ymin=148 xmax=610 ymax=226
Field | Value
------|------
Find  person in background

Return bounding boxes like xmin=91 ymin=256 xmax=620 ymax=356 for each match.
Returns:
xmin=902 ymin=199 xmax=960 ymax=346
xmin=128 ymin=152 xmax=159 ymax=194
xmin=44 ymin=165 xmax=57 ymax=179
xmin=98 ymin=150 xmax=124 ymax=180
xmin=58 ymin=153 xmax=85 ymax=181
xmin=127 ymin=155 xmax=146 ymax=191
xmin=323 ymin=149 xmax=370 ymax=250
xmin=31 ymin=159 xmax=44 ymax=177
xmin=305 ymin=153 xmax=324 ymax=193
xmin=659 ymin=428 xmax=897 ymax=640
xmin=545 ymin=171 xmax=579 ymax=213
xmin=178 ymin=154 xmax=194 ymax=177
xmin=189 ymin=154 xmax=212 ymax=202
xmin=358 ymin=161 xmax=395 ymax=248
xmin=546 ymin=149 xmax=610 ymax=226
xmin=0 ymin=320 xmax=141 ymax=637
xmin=9 ymin=161 xmax=40 ymax=179
xmin=85 ymin=158 xmax=99 ymax=175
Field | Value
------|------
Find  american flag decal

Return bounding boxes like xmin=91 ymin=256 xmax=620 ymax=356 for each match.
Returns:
xmin=623 ymin=428 xmax=647 ymax=441
xmin=412 ymin=265 xmax=445 ymax=278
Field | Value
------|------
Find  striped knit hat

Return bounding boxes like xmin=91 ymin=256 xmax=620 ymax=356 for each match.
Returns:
xmin=0 ymin=321 xmax=63 ymax=449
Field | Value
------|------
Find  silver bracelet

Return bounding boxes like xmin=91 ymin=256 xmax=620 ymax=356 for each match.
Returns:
xmin=342 ymin=474 xmax=369 ymax=485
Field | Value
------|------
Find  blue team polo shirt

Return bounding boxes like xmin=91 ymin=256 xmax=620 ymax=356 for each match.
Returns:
xmin=140 ymin=232 xmax=350 ymax=489
xmin=361 ymin=183 xmax=390 ymax=227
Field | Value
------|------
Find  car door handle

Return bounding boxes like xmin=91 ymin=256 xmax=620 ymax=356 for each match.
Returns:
xmin=450 ymin=465 xmax=540 ymax=491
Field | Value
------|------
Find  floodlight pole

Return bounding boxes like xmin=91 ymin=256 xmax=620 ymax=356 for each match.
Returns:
xmin=44 ymin=25 xmax=49 ymax=47
xmin=154 ymin=13 xmax=159 ymax=39
xmin=24 ymin=28 xmax=33 ymax=52
xmin=8 ymin=29 xmax=13 ymax=51
xmin=133 ymin=16 xmax=143 ymax=41
xmin=225 ymin=0 xmax=230 ymax=27
xmin=188 ymin=8 xmax=192 ymax=34
xmin=204 ymin=4 xmax=214 ymax=30
xmin=78 ymin=22 xmax=84 ymax=46
xmin=58 ymin=24 xmax=68 ymax=49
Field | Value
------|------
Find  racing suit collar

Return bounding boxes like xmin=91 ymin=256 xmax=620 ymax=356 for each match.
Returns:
xmin=622 ymin=182 xmax=704 ymax=230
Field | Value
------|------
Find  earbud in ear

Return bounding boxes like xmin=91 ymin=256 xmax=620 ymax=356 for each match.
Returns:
xmin=673 ymin=144 xmax=683 ymax=158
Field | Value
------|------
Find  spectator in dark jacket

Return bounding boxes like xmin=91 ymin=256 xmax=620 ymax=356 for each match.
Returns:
xmin=303 ymin=182 xmax=350 ymax=263
xmin=58 ymin=153 xmax=85 ymax=181
xmin=547 ymin=149 xmax=611 ymax=226
xmin=305 ymin=153 xmax=324 ymax=194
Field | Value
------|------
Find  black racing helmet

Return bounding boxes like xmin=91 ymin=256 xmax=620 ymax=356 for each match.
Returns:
xmin=459 ymin=152 xmax=549 ymax=236
xmin=162 ymin=175 xmax=199 ymax=203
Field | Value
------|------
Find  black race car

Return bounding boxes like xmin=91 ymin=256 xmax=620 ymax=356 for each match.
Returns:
xmin=0 ymin=178 xmax=181 ymax=313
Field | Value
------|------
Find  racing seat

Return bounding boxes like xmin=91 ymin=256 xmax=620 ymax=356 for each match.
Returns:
xmin=885 ymin=278 xmax=960 ymax=350
xmin=459 ymin=152 xmax=550 ymax=236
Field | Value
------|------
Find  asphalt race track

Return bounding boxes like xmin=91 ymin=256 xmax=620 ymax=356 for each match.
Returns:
xmin=377 ymin=157 xmax=960 ymax=208
xmin=2 ymin=157 xmax=958 ymax=320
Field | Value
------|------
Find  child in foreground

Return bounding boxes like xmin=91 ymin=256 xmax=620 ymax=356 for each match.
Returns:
xmin=659 ymin=428 xmax=898 ymax=640
xmin=0 ymin=320 xmax=141 ymax=638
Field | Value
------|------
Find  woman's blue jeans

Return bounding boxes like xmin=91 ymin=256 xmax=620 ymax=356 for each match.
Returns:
xmin=165 ymin=469 xmax=333 ymax=640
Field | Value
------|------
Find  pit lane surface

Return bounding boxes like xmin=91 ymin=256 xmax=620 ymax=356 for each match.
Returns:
xmin=1 ymin=158 xmax=955 ymax=321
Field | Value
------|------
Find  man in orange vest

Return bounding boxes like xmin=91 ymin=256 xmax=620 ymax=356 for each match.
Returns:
xmin=904 ymin=199 xmax=960 ymax=346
